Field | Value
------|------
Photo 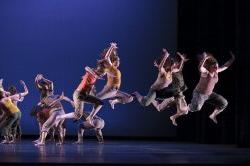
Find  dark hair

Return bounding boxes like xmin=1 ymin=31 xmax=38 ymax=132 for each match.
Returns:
xmin=100 ymin=48 xmax=118 ymax=60
xmin=8 ymin=86 xmax=17 ymax=95
xmin=0 ymin=91 xmax=4 ymax=100
xmin=154 ymin=54 xmax=174 ymax=71
xmin=203 ymin=53 xmax=218 ymax=70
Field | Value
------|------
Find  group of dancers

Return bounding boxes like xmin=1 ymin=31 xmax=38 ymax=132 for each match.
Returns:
xmin=0 ymin=42 xmax=235 ymax=145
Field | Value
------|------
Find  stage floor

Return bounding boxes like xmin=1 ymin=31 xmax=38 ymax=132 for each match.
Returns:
xmin=0 ymin=139 xmax=250 ymax=165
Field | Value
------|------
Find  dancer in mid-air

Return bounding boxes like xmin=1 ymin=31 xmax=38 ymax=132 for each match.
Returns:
xmin=153 ymin=52 xmax=189 ymax=126
xmin=86 ymin=43 xmax=133 ymax=123
xmin=133 ymin=49 xmax=183 ymax=110
xmin=171 ymin=52 xmax=235 ymax=124
xmin=55 ymin=57 xmax=105 ymax=126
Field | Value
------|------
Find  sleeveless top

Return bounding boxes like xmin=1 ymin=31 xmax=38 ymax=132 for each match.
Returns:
xmin=105 ymin=65 xmax=121 ymax=89
xmin=3 ymin=99 xmax=20 ymax=113
xmin=195 ymin=72 xmax=219 ymax=95
xmin=77 ymin=71 xmax=97 ymax=93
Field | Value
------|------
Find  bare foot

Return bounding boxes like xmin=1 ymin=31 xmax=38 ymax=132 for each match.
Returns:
xmin=209 ymin=114 xmax=218 ymax=124
xmin=35 ymin=142 xmax=45 ymax=146
xmin=33 ymin=139 xmax=40 ymax=143
xmin=1 ymin=140 xmax=9 ymax=144
xmin=109 ymin=100 xmax=115 ymax=110
xmin=74 ymin=140 xmax=83 ymax=144
xmin=170 ymin=116 xmax=178 ymax=126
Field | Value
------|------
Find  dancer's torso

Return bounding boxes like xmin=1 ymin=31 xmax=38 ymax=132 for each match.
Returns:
xmin=195 ymin=72 xmax=219 ymax=95
xmin=105 ymin=65 xmax=121 ymax=89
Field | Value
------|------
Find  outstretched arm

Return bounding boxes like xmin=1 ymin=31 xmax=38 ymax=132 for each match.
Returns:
xmin=198 ymin=52 xmax=210 ymax=73
xmin=40 ymin=75 xmax=54 ymax=90
xmin=35 ymin=74 xmax=43 ymax=89
xmin=49 ymin=92 xmax=75 ymax=108
xmin=0 ymin=79 xmax=10 ymax=95
xmin=158 ymin=48 xmax=170 ymax=72
xmin=217 ymin=52 xmax=235 ymax=73
xmin=104 ymin=42 xmax=118 ymax=66
xmin=172 ymin=52 xmax=187 ymax=73
xmin=3 ymin=80 xmax=29 ymax=102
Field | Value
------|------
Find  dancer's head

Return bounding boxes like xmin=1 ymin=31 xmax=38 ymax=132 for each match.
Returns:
xmin=203 ymin=53 xmax=219 ymax=72
xmin=154 ymin=54 xmax=174 ymax=72
xmin=111 ymin=55 xmax=120 ymax=67
xmin=40 ymin=81 xmax=54 ymax=94
xmin=0 ymin=90 xmax=6 ymax=100
xmin=8 ymin=86 xmax=17 ymax=95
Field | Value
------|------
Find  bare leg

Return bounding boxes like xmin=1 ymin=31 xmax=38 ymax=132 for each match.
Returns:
xmin=75 ymin=128 xmax=84 ymax=144
xmin=169 ymin=97 xmax=188 ymax=126
xmin=152 ymin=97 xmax=175 ymax=112
xmin=55 ymin=113 xmax=76 ymax=127
xmin=35 ymin=131 xmax=47 ymax=146
xmin=95 ymin=128 xmax=104 ymax=143
xmin=108 ymin=90 xmax=133 ymax=110
xmin=86 ymin=105 xmax=102 ymax=125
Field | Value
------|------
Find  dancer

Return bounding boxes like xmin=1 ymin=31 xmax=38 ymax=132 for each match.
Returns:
xmin=8 ymin=85 xmax=23 ymax=142
xmin=133 ymin=49 xmax=183 ymax=109
xmin=35 ymin=74 xmax=54 ymax=99
xmin=171 ymin=52 xmax=235 ymax=124
xmin=55 ymin=62 xmax=105 ymax=127
xmin=75 ymin=111 xmax=105 ymax=144
xmin=153 ymin=52 xmax=189 ymax=126
xmin=0 ymin=80 xmax=28 ymax=144
xmin=35 ymin=92 xmax=74 ymax=146
xmin=86 ymin=43 xmax=133 ymax=123
xmin=32 ymin=74 xmax=57 ymax=143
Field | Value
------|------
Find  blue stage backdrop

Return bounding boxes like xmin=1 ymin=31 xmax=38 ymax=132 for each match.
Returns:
xmin=0 ymin=0 xmax=177 ymax=137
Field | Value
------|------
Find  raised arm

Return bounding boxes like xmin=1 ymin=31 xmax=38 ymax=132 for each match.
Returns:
xmin=40 ymin=75 xmax=54 ymax=90
xmin=104 ymin=42 xmax=118 ymax=66
xmin=158 ymin=48 xmax=170 ymax=72
xmin=0 ymin=79 xmax=10 ymax=96
xmin=3 ymin=80 xmax=29 ymax=102
xmin=35 ymin=74 xmax=43 ymax=89
xmin=48 ymin=92 xmax=74 ymax=108
xmin=217 ymin=51 xmax=235 ymax=73
xmin=0 ymin=78 xmax=3 ymax=91
xmin=198 ymin=52 xmax=210 ymax=73
xmin=172 ymin=52 xmax=187 ymax=73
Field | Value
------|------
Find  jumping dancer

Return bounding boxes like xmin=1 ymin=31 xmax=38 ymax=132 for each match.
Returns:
xmin=86 ymin=43 xmax=133 ymax=123
xmin=55 ymin=62 xmax=105 ymax=127
xmin=153 ymin=52 xmax=189 ymax=126
xmin=171 ymin=52 xmax=235 ymax=124
xmin=133 ymin=49 xmax=183 ymax=109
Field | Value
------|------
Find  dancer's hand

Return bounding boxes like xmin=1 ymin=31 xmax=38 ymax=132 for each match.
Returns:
xmin=229 ymin=51 xmax=235 ymax=60
xmin=20 ymin=80 xmax=26 ymax=86
xmin=177 ymin=52 xmax=189 ymax=62
xmin=110 ymin=42 xmax=118 ymax=49
xmin=59 ymin=92 xmax=65 ymax=100
xmin=162 ymin=48 xmax=170 ymax=58
xmin=154 ymin=60 xmax=159 ymax=67
xmin=36 ymin=74 xmax=43 ymax=80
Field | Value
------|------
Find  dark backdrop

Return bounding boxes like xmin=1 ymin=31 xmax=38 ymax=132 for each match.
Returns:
xmin=0 ymin=0 xmax=177 ymax=137
xmin=177 ymin=0 xmax=250 ymax=147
